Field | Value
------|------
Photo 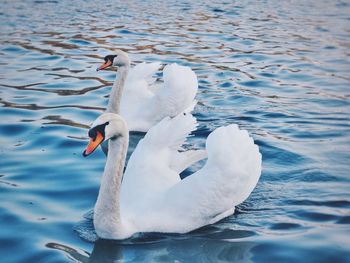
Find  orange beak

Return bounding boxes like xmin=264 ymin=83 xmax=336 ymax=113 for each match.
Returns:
xmin=83 ymin=131 xmax=104 ymax=157
xmin=96 ymin=60 xmax=112 ymax=71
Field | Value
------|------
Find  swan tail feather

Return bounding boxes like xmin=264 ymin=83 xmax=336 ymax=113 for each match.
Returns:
xmin=158 ymin=124 xmax=261 ymax=232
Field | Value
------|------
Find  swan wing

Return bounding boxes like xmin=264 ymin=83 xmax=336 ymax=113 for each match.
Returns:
xmin=149 ymin=63 xmax=198 ymax=118
xmin=142 ymin=112 xmax=207 ymax=174
xmin=170 ymin=149 xmax=207 ymax=174
xmin=152 ymin=124 xmax=262 ymax=233
xmin=120 ymin=62 xmax=161 ymax=126
xmin=122 ymin=62 xmax=161 ymax=101
xmin=121 ymin=113 xmax=203 ymax=206
xmin=121 ymin=63 xmax=198 ymax=132
xmin=143 ymin=113 xmax=197 ymax=152
xmin=127 ymin=62 xmax=161 ymax=91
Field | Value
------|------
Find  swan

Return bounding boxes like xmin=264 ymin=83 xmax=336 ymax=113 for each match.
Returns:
xmin=83 ymin=112 xmax=262 ymax=240
xmin=97 ymin=50 xmax=198 ymax=132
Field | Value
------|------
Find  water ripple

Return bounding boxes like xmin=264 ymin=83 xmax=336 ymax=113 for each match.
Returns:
xmin=1 ymin=0 xmax=350 ymax=262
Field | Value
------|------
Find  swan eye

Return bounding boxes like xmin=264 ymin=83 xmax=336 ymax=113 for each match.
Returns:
xmin=105 ymin=122 xmax=109 ymax=125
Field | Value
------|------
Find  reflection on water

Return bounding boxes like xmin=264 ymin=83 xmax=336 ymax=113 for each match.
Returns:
xmin=47 ymin=233 xmax=256 ymax=263
xmin=1 ymin=0 xmax=350 ymax=262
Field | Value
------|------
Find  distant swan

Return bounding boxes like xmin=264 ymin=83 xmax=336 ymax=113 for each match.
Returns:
xmin=97 ymin=50 xmax=198 ymax=132
xmin=83 ymin=112 xmax=262 ymax=240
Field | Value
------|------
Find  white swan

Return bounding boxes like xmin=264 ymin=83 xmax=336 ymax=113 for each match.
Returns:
xmin=83 ymin=112 xmax=262 ymax=240
xmin=97 ymin=50 xmax=198 ymax=132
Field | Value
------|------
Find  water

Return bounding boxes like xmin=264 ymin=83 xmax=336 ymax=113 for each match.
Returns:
xmin=1 ymin=0 xmax=349 ymax=262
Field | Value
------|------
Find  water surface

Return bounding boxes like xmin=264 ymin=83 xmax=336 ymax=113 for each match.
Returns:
xmin=1 ymin=0 xmax=350 ymax=262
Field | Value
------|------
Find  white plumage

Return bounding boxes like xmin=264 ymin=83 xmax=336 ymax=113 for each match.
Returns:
xmin=121 ymin=63 xmax=198 ymax=132
xmin=99 ymin=50 xmax=198 ymax=132
xmin=84 ymin=112 xmax=262 ymax=239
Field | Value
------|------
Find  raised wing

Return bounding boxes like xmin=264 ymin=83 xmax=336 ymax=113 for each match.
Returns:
xmin=120 ymin=113 xmax=201 ymax=205
xmin=148 ymin=63 xmax=198 ymax=118
xmin=152 ymin=124 xmax=262 ymax=233
xmin=120 ymin=63 xmax=198 ymax=132
xmin=126 ymin=62 xmax=161 ymax=91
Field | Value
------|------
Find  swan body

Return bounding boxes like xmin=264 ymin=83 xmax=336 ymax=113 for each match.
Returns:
xmin=98 ymin=50 xmax=198 ymax=132
xmin=83 ymin=113 xmax=262 ymax=240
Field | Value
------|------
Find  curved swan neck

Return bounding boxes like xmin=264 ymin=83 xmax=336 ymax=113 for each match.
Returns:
xmin=106 ymin=65 xmax=130 ymax=113
xmin=94 ymin=133 xmax=129 ymax=238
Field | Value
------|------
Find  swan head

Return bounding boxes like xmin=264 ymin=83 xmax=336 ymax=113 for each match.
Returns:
xmin=83 ymin=113 xmax=128 ymax=157
xmin=96 ymin=50 xmax=130 ymax=71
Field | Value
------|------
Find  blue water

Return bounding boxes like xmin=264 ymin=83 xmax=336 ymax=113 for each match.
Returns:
xmin=1 ymin=0 xmax=350 ymax=262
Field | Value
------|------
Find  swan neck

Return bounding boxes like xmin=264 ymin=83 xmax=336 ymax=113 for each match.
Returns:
xmin=94 ymin=133 xmax=129 ymax=238
xmin=106 ymin=65 xmax=129 ymax=113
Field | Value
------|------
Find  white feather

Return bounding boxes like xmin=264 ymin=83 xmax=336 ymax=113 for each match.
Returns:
xmin=119 ymin=115 xmax=262 ymax=236
xmin=120 ymin=63 xmax=198 ymax=132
